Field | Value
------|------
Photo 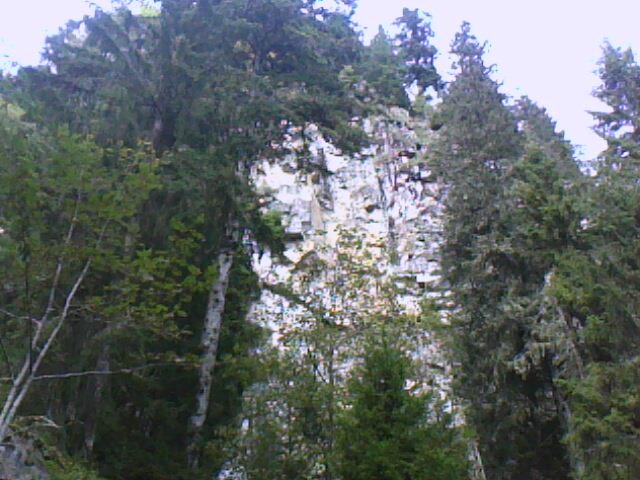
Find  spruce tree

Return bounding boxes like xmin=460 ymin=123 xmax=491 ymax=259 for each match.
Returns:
xmin=354 ymin=26 xmax=409 ymax=109
xmin=548 ymin=44 xmax=640 ymax=479
xmin=336 ymin=338 xmax=468 ymax=480
xmin=432 ymin=23 xmax=573 ymax=479
xmin=394 ymin=9 xmax=441 ymax=95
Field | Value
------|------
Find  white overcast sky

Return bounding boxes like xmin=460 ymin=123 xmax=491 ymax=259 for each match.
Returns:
xmin=1 ymin=0 xmax=639 ymax=160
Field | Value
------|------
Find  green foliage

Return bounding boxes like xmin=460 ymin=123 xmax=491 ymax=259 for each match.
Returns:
xmin=47 ymin=459 xmax=105 ymax=480
xmin=249 ymin=210 xmax=286 ymax=255
xmin=432 ymin=34 xmax=640 ymax=480
xmin=592 ymin=43 xmax=640 ymax=170
xmin=0 ymin=106 xmax=199 ymax=479
xmin=563 ymin=361 xmax=640 ymax=480
xmin=431 ymin=23 xmax=580 ymax=479
xmin=230 ymin=227 xmax=432 ymax=479
xmin=4 ymin=4 xmax=640 ymax=480
xmin=15 ymin=0 xmax=365 ymax=154
xmin=540 ymin=44 xmax=640 ymax=479
xmin=336 ymin=337 xmax=468 ymax=480
xmin=3 ymin=1 xmax=375 ymax=476
xmin=352 ymin=27 xmax=409 ymax=109
xmin=394 ymin=9 xmax=441 ymax=95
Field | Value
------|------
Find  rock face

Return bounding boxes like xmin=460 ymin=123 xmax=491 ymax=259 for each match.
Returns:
xmin=215 ymin=108 xmax=459 ymax=480
xmin=0 ymin=435 xmax=50 ymax=480
xmin=248 ymin=107 xmax=448 ymax=377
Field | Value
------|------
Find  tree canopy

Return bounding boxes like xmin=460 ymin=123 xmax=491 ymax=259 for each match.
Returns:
xmin=0 ymin=3 xmax=639 ymax=480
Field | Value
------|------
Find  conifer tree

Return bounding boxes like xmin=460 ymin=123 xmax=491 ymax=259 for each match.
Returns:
xmin=394 ymin=9 xmax=441 ymax=95
xmin=336 ymin=337 xmax=468 ymax=480
xmin=432 ymin=23 xmax=573 ymax=479
xmin=355 ymin=27 xmax=409 ymax=108
xmin=548 ymin=44 xmax=640 ymax=479
xmin=5 ymin=0 xmax=366 ymax=475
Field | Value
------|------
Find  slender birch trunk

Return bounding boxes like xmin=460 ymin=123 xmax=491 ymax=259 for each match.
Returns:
xmin=0 ymin=205 xmax=81 ymax=440
xmin=0 ymin=259 xmax=91 ymax=441
xmin=187 ymin=228 xmax=238 ymax=469
xmin=0 ymin=208 xmax=101 ymax=441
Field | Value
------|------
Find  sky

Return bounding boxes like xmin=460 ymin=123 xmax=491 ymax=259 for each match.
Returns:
xmin=1 ymin=0 xmax=639 ymax=160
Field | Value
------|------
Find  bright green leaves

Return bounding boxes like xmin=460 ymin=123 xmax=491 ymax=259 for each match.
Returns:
xmin=104 ymin=220 xmax=206 ymax=343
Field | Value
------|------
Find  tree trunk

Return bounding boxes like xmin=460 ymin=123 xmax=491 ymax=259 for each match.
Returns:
xmin=84 ymin=342 xmax=110 ymax=457
xmin=469 ymin=439 xmax=487 ymax=480
xmin=556 ymin=307 xmax=586 ymax=477
xmin=187 ymin=232 xmax=238 ymax=469
xmin=152 ymin=110 xmax=177 ymax=156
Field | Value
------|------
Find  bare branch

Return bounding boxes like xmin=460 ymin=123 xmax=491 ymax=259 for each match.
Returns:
xmin=0 ymin=257 xmax=91 ymax=439
xmin=36 ymin=193 xmax=81 ymax=347
xmin=0 ymin=217 xmax=113 ymax=441
xmin=0 ymin=308 xmax=22 ymax=320
xmin=0 ymin=200 xmax=83 ymax=432
xmin=32 ymin=362 xmax=195 ymax=381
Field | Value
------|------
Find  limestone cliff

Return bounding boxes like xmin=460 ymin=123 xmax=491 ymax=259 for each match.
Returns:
xmin=248 ymin=107 xmax=448 ymax=383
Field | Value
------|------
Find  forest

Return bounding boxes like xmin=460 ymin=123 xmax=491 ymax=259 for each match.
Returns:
xmin=0 ymin=1 xmax=639 ymax=479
